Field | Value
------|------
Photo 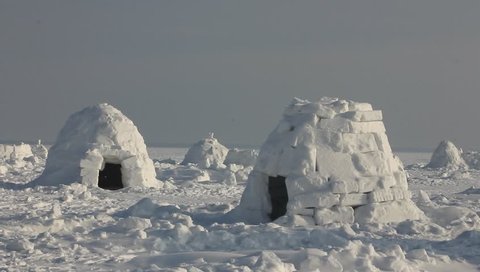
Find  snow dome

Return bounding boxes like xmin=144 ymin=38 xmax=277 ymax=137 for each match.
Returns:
xmin=181 ymin=133 xmax=229 ymax=169
xmin=427 ymin=140 xmax=467 ymax=170
xmin=236 ymin=97 xmax=423 ymax=225
xmin=32 ymin=104 xmax=160 ymax=189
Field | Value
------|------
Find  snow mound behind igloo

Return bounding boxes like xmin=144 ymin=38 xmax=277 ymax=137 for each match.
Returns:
xmin=427 ymin=140 xmax=467 ymax=170
xmin=181 ymin=134 xmax=229 ymax=169
xmin=234 ymin=97 xmax=423 ymax=225
xmin=0 ymin=143 xmax=33 ymax=161
xmin=224 ymin=148 xmax=258 ymax=167
xmin=32 ymin=103 xmax=160 ymax=188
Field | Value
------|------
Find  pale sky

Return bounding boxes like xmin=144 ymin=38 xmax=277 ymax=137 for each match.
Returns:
xmin=1 ymin=1 xmax=479 ymax=150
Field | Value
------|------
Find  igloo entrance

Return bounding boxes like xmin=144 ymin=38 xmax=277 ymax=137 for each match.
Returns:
xmin=98 ymin=163 xmax=123 ymax=190
xmin=268 ymin=176 xmax=289 ymax=221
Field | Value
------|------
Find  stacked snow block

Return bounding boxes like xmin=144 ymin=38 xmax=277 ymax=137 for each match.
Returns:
xmin=238 ymin=97 xmax=423 ymax=225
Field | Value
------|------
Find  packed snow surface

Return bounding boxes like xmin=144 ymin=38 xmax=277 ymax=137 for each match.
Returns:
xmin=1 ymin=146 xmax=479 ymax=271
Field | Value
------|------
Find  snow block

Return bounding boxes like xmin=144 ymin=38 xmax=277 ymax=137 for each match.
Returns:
xmin=352 ymin=152 xmax=392 ymax=177
xmin=349 ymin=121 xmax=386 ymax=134
xmin=339 ymin=193 xmax=369 ymax=206
xmin=320 ymin=118 xmax=386 ymax=134
xmin=393 ymin=171 xmax=408 ymax=189
xmin=373 ymin=133 xmax=392 ymax=153
xmin=288 ymin=193 xmax=340 ymax=212
xmin=79 ymin=156 xmax=103 ymax=170
xmin=354 ymin=199 xmax=424 ymax=224
xmin=331 ymin=178 xmax=359 ymax=194
xmin=285 ymin=175 xmax=329 ymax=197
xmin=314 ymin=206 xmax=355 ymax=225
xmin=338 ymin=110 xmax=383 ymax=122
xmin=317 ymin=149 xmax=359 ymax=185
xmin=317 ymin=131 xmax=343 ymax=152
xmin=347 ymin=102 xmax=373 ymax=112
xmin=342 ymin=133 xmax=378 ymax=153
xmin=379 ymin=175 xmax=397 ymax=189
xmin=368 ymin=187 xmax=411 ymax=203
xmin=356 ymin=176 xmax=382 ymax=193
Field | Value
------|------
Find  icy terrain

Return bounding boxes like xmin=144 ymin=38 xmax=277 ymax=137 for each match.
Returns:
xmin=0 ymin=147 xmax=479 ymax=271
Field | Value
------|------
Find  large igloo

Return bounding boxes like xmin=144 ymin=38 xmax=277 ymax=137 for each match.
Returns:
xmin=32 ymin=104 xmax=160 ymax=189
xmin=236 ymin=97 xmax=423 ymax=225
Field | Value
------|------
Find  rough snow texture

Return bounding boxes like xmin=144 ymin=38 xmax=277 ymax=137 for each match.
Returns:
xmin=237 ymin=97 xmax=423 ymax=225
xmin=427 ymin=140 xmax=467 ymax=170
xmin=181 ymin=134 xmax=229 ymax=169
xmin=0 ymin=143 xmax=33 ymax=160
xmin=1 ymin=148 xmax=480 ymax=271
xmin=32 ymin=103 xmax=159 ymax=188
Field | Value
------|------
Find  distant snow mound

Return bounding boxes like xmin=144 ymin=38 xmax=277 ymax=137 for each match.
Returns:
xmin=31 ymin=141 xmax=49 ymax=159
xmin=462 ymin=151 xmax=480 ymax=170
xmin=181 ymin=134 xmax=229 ymax=169
xmin=427 ymin=140 xmax=467 ymax=170
xmin=32 ymin=103 xmax=160 ymax=188
xmin=224 ymin=148 xmax=258 ymax=167
xmin=235 ymin=97 xmax=423 ymax=225
xmin=0 ymin=143 xmax=33 ymax=161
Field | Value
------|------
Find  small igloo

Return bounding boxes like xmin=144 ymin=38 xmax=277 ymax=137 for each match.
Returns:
xmin=427 ymin=140 xmax=467 ymax=170
xmin=32 ymin=104 xmax=160 ymax=189
xmin=181 ymin=133 xmax=229 ymax=169
xmin=236 ymin=97 xmax=423 ymax=225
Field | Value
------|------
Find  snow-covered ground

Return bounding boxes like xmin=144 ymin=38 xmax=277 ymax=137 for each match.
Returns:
xmin=0 ymin=147 xmax=479 ymax=271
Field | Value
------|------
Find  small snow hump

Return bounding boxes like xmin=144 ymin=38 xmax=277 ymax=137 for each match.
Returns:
xmin=427 ymin=140 xmax=467 ymax=170
xmin=181 ymin=134 xmax=229 ymax=169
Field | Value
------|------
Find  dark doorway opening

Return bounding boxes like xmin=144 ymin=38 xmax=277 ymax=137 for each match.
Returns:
xmin=98 ymin=163 xmax=123 ymax=190
xmin=268 ymin=175 xmax=288 ymax=221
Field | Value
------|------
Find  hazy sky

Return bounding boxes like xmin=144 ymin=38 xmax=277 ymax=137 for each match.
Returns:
xmin=1 ymin=1 xmax=479 ymax=150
